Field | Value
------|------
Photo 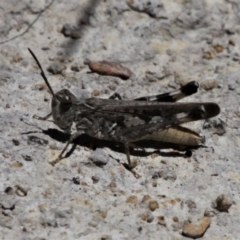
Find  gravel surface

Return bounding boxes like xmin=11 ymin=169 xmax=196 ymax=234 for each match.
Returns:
xmin=0 ymin=0 xmax=240 ymax=239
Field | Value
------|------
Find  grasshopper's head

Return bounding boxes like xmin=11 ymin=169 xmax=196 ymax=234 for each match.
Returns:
xmin=55 ymin=89 xmax=77 ymax=103
xmin=28 ymin=48 xmax=78 ymax=133
xmin=52 ymin=89 xmax=78 ymax=133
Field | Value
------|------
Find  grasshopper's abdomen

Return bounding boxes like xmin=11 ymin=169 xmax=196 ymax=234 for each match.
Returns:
xmin=142 ymin=126 xmax=205 ymax=146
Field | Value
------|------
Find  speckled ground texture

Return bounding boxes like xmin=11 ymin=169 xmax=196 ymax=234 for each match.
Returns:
xmin=0 ymin=0 xmax=240 ymax=239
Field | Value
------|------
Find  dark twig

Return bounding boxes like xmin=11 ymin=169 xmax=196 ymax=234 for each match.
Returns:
xmin=0 ymin=0 xmax=55 ymax=45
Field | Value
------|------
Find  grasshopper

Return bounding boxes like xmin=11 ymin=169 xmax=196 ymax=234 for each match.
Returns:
xmin=28 ymin=48 xmax=220 ymax=169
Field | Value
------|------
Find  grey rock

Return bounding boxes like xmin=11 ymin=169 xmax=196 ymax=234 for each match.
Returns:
xmin=0 ymin=1 xmax=239 ymax=239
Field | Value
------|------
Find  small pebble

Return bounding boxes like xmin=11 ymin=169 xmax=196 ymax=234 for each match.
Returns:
xmin=18 ymin=84 xmax=25 ymax=90
xmin=141 ymin=195 xmax=152 ymax=204
xmin=152 ymin=180 xmax=157 ymax=187
xmin=41 ymin=46 xmax=50 ymax=51
xmin=2 ymin=153 xmax=10 ymax=158
xmin=89 ymin=149 xmax=109 ymax=166
xmin=225 ymin=29 xmax=235 ymax=35
xmin=47 ymin=62 xmax=66 ymax=75
xmin=101 ymin=235 xmax=112 ymax=240
xmin=123 ymin=210 xmax=130 ymax=216
xmin=148 ymin=200 xmax=159 ymax=211
xmin=88 ymin=217 xmax=100 ymax=227
xmin=61 ymin=23 xmax=81 ymax=39
xmin=182 ymin=217 xmax=211 ymax=239
xmin=5 ymin=103 xmax=10 ymax=108
xmin=33 ymin=83 xmax=47 ymax=91
xmin=92 ymin=175 xmax=100 ymax=183
xmin=15 ymin=185 xmax=28 ymax=197
xmin=109 ymin=181 xmax=117 ymax=189
xmin=200 ymin=79 xmax=216 ymax=91
xmin=97 ymin=210 xmax=107 ymax=219
xmin=22 ymin=155 xmax=33 ymax=161
xmin=173 ymin=216 xmax=179 ymax=222
xmin=71 ymin=64 xmax=81 ymax=72
xmin=204 ymin=209 xmax=217 ymax=217
xmin=12 ymin=139 xmax=20 ymax=146
xmin=213 ymin=44 xmax=224 ymax=53
xmin=0 ymin=213 xmax=13 ymax=229
xmin=21 ymin=60 xmax=28 ymax=67
xmin=152 ymin=172 xmax=160 ymax=179
xmin=72 ymin=176 xmax=80 ymax=185
xmin=213 ymin=194 xmax=233 ymax=212
xmin=202 ymin=51 xmax=213 ymax=60
xmin=92 ymin=89 xmax=100 ymax=96
xmin=4 ymin=187 xmax=14 ymax=195
xmin=11 ymin=54 xmax=23 ymax=63
xmin=185 ymin=199 xmax=197 ymax=212
xmin=228 ymin=39 xmax=235 ymax=46
xmin=157 ymin=216 xmax=166 ymax=226
xmin=126 ymin=196 xmax=138 ymax=204
xmin=11 ymin=162 xmax=23 ymax=168
xmin=141 ymin=211 xmax=154 ymax=223
xmin=158 ymin=168 xmax=177 ymax=181
xmin=60 ymin=23 xmax=72 ymax=36
xmin=38 ymin=204 xmax=46 ymax=213
xmin=56 ymin=51 xmax=63 ymax=56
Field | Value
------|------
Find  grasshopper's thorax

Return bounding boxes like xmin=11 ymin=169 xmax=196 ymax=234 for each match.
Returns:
xmin=51 ymin=89 xmax=77 ymax=133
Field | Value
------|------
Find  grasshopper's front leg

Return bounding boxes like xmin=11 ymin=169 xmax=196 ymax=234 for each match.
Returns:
xmin=33 ymin=112 xmax=52 ymax=121
xmin=109 ymin=92 xmax=123 ymax=100
xmin=49 ymin=130 xmax=84 ymax=166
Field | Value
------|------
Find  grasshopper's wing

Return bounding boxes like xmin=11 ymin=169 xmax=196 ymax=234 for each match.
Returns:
xmin=79 ymin=99 xmax=220 ymax=143
xmin=134 ymin=81 xmax=204 ymax=146
xmin=135 ymin=81 xmax=199 ymax=102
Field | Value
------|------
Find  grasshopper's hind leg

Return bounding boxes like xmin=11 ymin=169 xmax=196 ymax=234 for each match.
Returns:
xmin=123 ymin=142 xmax=141 ymax=178
xmin=124 ymin=142 xmax=132 ymax=168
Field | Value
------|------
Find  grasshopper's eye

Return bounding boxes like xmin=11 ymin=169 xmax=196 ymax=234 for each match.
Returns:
xmin=64 ymin=94 xmax=70 ymax=101
xmin=63 ymin=90 xmax=72 ymax=101
xmin=55 ymin=89 xmax=72 ymax=102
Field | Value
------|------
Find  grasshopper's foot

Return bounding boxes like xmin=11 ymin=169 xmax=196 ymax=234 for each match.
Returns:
xmin=33 ymin=114 xmax=43 ymax=120
xmin=123 ymin=159 xmax=141 ymax=178
xmin=185 ymin=150 xmax=192 ymax=157
xmin=49 ymin=159 xmax=58 ymax=166
xmin=49 ymin=136 xmax=74 ymax=166
xmin=131 ymin=170 xmax=141 ymax=179
xmin=49 ymin=160 xmax=57 ymax=166
xmin=127 ymin=158 xmax=138 ymax=170
xmin=49 ymin=154 xmax=63 ymax=166
xmin=33 ymin=113 xmax=52 ymax=121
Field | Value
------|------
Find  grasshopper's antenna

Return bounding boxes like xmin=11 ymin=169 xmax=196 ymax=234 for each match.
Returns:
xmin=28 ymin=48 xmax=55 ymax=96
